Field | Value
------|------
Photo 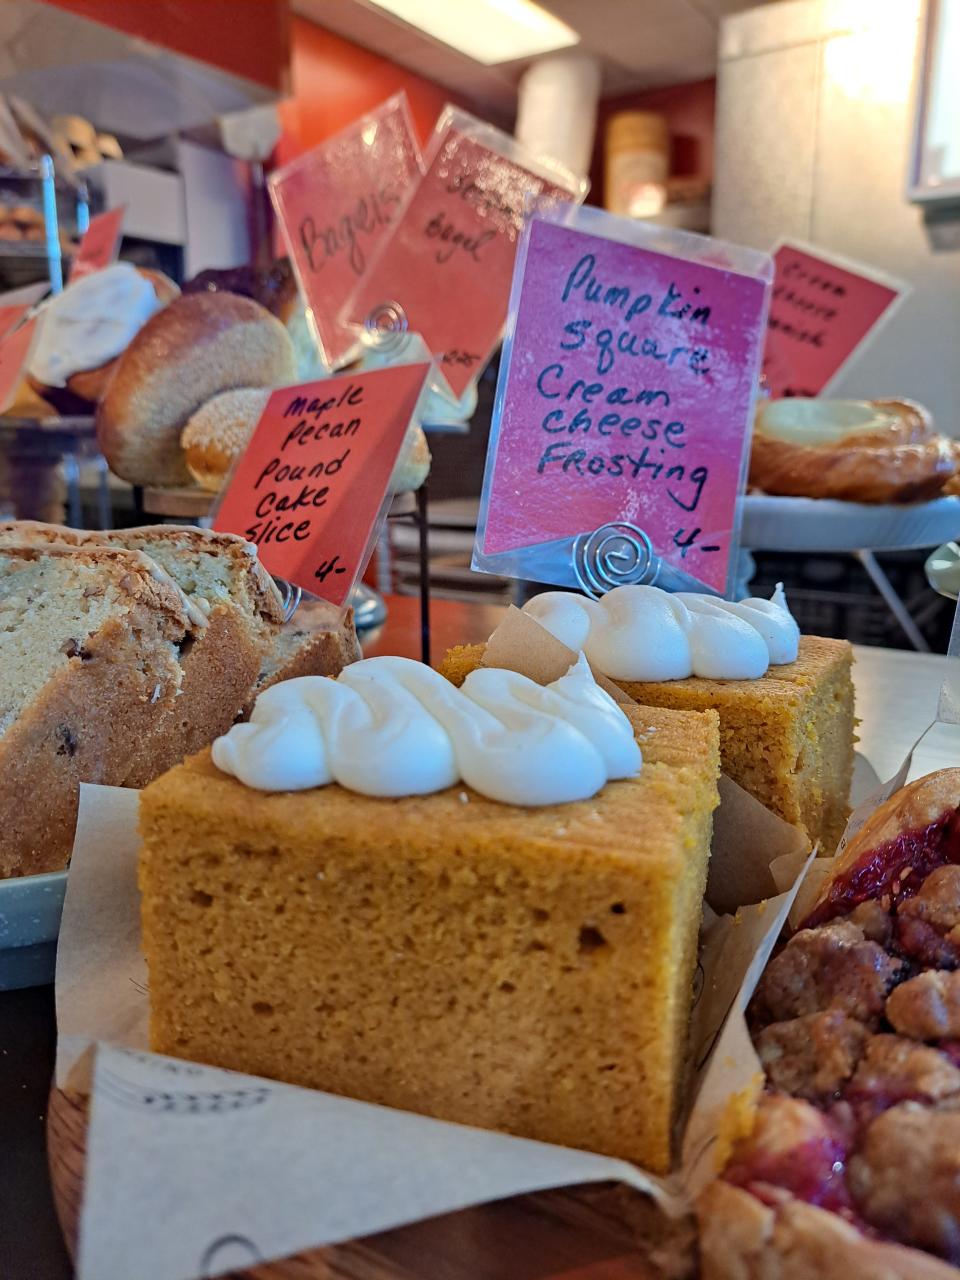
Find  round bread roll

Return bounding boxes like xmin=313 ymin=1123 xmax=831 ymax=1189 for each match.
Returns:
xmin=181 ymin=387 xmax=271 ymax=491
xmin=97 ymin=292 xmax=296 ymax=487
xmin=749 ymin=397 xmax=959 ymax=503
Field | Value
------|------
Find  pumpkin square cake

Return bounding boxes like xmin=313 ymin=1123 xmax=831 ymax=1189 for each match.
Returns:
xmin=140 ymin=699 xmax=720 ymax=1173
xmin=442 ymin=634 xmax=854 ymax=853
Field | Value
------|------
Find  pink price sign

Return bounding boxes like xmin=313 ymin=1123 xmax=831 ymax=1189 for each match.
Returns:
xmin=475 ymin=209 xmax=773 ymax=596
xmin=341 ymin=107 xmax=587 ymax=400
xmin=0 ymin=314 xmax=37 ymax=414
xmin=763 ymin=241 xmax=906 ymax=399
xmin=269 ymin=93 xmax=422 ymax=370
xmin=70 ymin=206 xmax=125 ymax=282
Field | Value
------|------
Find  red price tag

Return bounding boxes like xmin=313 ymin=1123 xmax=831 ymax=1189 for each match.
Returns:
xmin=342 ymin=107 xmax=586 ymax=399
xmin=213 ymin=364 xmax=430 ymax=607
xmin=0 ymin=315 xmax=37 ymax=414
xmin=476 ymin=212 xmax=772 ymax=595
xmin=763 ymin=241 xmax=905 ymax=399
xmin=70 ymin=207 xmax=125 ymax=282
xmin=269 ymin=94 xmax=422 ymax=370
xmin=0 ymin=302 xmax=30 ymax=342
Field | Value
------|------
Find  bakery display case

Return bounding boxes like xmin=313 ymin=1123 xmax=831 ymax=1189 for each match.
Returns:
xmin=0 ymin=157 xmax=88 ymax=292
xmin=2 ymin=1 xmax=960 ymax=1279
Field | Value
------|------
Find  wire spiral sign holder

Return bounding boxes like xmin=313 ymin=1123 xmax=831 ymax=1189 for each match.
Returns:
xmin=572 ymin=523 xmax=659 ymax=598
xmin=571 ymin=522 xmax=720 ymax=598
xmin=362 ymin=301 xmax=409 ymax=356
xmin=274 ymin=578 xmax=302 ymax=623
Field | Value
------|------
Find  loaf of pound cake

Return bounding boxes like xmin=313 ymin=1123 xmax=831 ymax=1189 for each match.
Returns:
xmin=242 ymin=599 xmax=361 ymax=717
xmin=0 ymin=522 xmax=284 ymax=786
xmin=0 ymin=543 xmax=200 ymax=876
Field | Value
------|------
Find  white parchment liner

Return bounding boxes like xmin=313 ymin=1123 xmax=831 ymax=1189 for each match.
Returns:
xmin=61 ymin=607 xmax=905 ymax=1280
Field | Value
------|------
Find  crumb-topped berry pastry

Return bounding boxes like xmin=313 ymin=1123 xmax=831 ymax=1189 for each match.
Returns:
xmin=699 ymin=768 xmax=960 ymax=1278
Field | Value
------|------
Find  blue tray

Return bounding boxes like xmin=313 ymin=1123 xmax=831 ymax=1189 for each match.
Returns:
xmin=0 ymin=869 xmax=66 ymax=990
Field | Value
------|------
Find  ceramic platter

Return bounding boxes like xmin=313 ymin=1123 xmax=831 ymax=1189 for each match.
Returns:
xmin=741 ymin=493 xmax=960 ymax=553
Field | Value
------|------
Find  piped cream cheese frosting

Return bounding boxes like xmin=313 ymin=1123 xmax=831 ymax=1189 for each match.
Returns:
xmin=522 ymin=584 xmax=800 ymax=681
xmin=211 ymin=653 xmax=641 ymax=805
xmin=28 ymin=262 xmax=162 ymax=386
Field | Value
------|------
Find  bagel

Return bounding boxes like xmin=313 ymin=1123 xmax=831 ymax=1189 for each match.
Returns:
xmin=181 ymin=387 xmax=271 ymax=492
xmin=749 ymin=398 xmax=960 ymax=503
xmin=97 ymin=292 xmax=296 ymax=487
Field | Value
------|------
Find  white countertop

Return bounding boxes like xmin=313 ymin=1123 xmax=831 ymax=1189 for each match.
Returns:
xmin=852 ymin=644 xmax=960 ymax=783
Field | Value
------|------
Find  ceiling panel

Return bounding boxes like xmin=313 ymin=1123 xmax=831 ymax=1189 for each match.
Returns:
xmin=293 ymin=0 xmax=775 ymax=119
xmin=548 ymin=0 xmax=718 ymax=84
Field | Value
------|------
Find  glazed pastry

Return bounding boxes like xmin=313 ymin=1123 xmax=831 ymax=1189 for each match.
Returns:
xmin=699 ymin=768 xmax=960 ymax=1276
xmin=441 ymin=585 xmax=855 ymax=852
xmin=27 ymin=262 xmax=178 ymax=412
xmin=97 ymin=292 xmax=297 ymax=487
xmin=750 ymin=397 xmax=960 ymax=503
xmin=140 ymin=657 xmax=720 ymax=1173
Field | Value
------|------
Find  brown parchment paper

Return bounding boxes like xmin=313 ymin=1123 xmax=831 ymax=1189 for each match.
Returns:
xmin=61 ymin=609 xmax=816 ymax=1280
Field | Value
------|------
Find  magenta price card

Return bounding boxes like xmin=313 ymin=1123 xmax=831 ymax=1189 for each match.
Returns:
xmin=473 ymin=205 xmax=774 ymax=596
xmin=269 ymin=93 xmax=423 ymax=370
xmin=763 ymin=240 xmax=907 ymax=399
xmin=340 ymin=106 xmax=587 ymax=400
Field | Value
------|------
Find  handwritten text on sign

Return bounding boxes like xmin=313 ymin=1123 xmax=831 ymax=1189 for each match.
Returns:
xmin=763 ymin=242 xmax=904 ymax=399
xmin=213 ymin=364 xmax=430 ymax=607
xmin=343 ymin=113 xmax=584 ymax=399
xmin=481 ymin=219 xmax=770 ymax=593
xmin=270 ymin=94 xmax=421 ymax=370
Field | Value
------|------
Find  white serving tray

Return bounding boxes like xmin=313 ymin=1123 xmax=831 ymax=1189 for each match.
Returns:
xmin=741 ymin=493 xmax=960 ymax=553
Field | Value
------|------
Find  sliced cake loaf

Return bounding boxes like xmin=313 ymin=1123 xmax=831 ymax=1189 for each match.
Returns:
xmin=0 ymin=544 xmax=197 ymax=877
xmin=0 ymin=523 xmax=284 ymax=785
xmin=241 ymin=601 xmax=361 ymax=717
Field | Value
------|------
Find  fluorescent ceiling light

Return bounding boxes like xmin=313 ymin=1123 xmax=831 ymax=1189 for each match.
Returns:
xmin=365 ymin=0 xmax=580 ymax=65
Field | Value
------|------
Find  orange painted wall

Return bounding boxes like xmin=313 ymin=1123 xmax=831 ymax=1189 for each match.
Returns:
xmin=40 ymin=0 xmax=289 ymax=89
xmin=276 ymin=16 xmax=459 ymax=167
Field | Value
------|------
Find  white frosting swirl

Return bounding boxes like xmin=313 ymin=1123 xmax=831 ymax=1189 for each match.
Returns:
xmin=522 ymin=584 xmax=800 ymax=681
xmin=28 ymin=262 xmax=161 ymax=386
xmin=211 ymin=654 xmax=641 ymax=805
